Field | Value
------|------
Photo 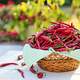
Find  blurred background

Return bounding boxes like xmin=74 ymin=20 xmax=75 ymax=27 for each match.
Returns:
xmin=0 ymin=0 xmax=80 ymax=43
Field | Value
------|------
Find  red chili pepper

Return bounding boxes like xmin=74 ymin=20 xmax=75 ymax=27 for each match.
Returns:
xmin=0 ymin=63 xmax=18 ymax=67
xmin=41 ymin=41 xmax=48 ymax=48
xmin=35 ymin=38 xmax=41 ymax=49
xmin=37 ymin=72 xmax=44 ymax=78
xmin=17 ymin=69 xmax=25 ymax=78
xmin=29 ymin=65 xmax=37 ymax=74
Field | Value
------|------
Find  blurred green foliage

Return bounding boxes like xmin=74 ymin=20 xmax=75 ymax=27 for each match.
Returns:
xmin=0 ymin=0 xmax=80 ymax=42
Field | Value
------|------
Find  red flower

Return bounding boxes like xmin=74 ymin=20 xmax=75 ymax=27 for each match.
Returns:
xmin=0 ymin=4 xmax=5 ymax=8
xmin=19 ymin=15 xmax=27 ymax=21
xmin=8 ymin=0 xmax=15 ymax=5
xmin=8 ymin=32 xmax=18 ymax=37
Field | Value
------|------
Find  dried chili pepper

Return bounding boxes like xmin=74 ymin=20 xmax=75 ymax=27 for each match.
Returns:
xmin=17 ymin=69 xmax=25 ymax=78
xmin=0 ymin=63 xmax=18 ymax=67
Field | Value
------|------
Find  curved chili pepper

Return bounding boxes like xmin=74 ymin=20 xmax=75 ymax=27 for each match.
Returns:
xmin=17 ymin=69 xmax=25 ymax=78
xmin=0 ymin=63 xmax=18 ymax=67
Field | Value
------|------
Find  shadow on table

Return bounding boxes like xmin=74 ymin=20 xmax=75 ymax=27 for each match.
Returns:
xmin=34 ymin=65 xmax=80 ymax=80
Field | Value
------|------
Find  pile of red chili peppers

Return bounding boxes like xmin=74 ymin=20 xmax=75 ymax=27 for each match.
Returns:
xmin=27 ymin=22 xmax=80 ymax=52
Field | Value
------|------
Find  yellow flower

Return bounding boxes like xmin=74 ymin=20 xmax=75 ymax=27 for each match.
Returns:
xmin=19 ymin=2 xmax=28 ymax=12
xmin=50 ymin=3 xmax=57 ymax=10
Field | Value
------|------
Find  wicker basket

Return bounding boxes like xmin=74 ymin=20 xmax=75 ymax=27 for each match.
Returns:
xmin=37 ymin=53 xmax=80 ymax=72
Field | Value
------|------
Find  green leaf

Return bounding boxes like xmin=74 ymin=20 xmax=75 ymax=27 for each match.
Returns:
xmin=19 ymin=31 xmax=27 ymax=40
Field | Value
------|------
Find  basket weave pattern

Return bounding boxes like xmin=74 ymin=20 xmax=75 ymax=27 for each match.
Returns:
xmin=38 ymin=54 xmax=79 ymax=72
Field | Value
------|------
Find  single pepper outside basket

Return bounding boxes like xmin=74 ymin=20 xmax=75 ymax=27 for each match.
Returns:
xmin=26 ymin=22 xmax=80 ymax=72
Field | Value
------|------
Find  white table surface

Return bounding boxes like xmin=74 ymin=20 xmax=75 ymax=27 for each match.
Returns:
xmin=0 ymin=43 xmax=23 ymax=56
xmin=0 ymin=44 xmax=80 ymax=80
